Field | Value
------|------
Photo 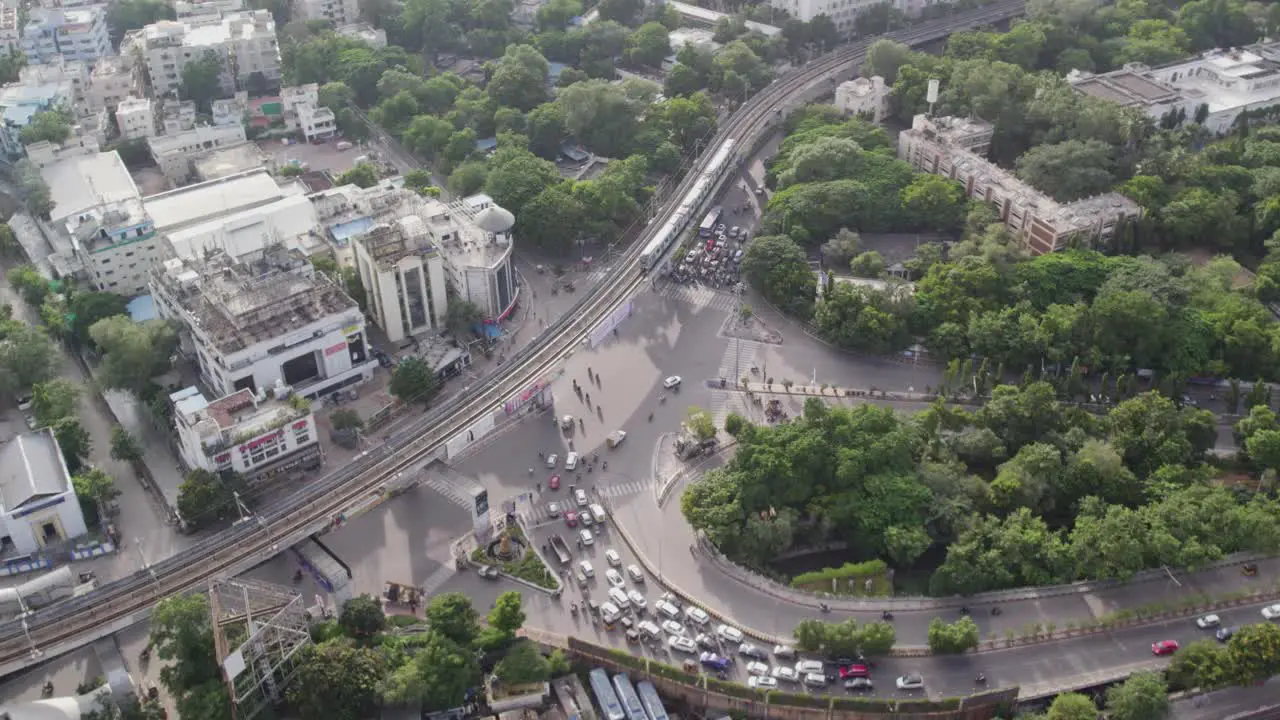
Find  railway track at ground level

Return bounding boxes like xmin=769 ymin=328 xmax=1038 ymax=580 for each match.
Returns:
xmin=0 ymin=0 xmax=1025 ymax=676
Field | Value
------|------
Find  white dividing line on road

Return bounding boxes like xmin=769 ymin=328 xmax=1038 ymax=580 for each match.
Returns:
xmin=595 ymin=478 xmax=653 ymax=499
xmin=422 ymin=465 xmax=484 ymax=510
xmin=662 ymin=284 xmax=740 ymax=312
xmin=420 ymin=564 xmax=457 ymax=597
xmin=708 ymin=390 xmax=749 ymax=429
xmin=716 ymin=339 xmax=761 ymax=381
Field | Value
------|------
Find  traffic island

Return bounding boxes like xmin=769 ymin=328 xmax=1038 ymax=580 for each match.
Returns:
xmin=470 ymin=525 xmax=560 ymax=592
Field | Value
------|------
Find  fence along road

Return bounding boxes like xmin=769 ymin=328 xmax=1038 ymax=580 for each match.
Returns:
xmin=0 ymin=0 xmax=1027 ymax=678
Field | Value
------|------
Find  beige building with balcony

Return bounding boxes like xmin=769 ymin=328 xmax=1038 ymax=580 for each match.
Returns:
xmin=352 ymin=217 xmax=449 ymax=343
xmin=172 ymin=385 xmax=322 ymax=480
xmin=129 ymin=10 xmax=280 ymax=98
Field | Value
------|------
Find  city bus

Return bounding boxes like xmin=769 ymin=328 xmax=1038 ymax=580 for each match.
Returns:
xmin=698 ymin=206 xmax=722 ymax=237
xmin=588 ymin=668 xmax=625 ymax=720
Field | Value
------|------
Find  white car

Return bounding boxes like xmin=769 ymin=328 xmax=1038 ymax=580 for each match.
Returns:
xmin=661 ymin=620 xmax=687 ymax=636
xmin=1196 ymin=614 xmax=1221 ymax=628
xmin=668 ymin=636 xmax=697 ymax=654
xmin=684 ymin=606 xmax=710 ymax=626
xmin=627 ymin=564 xmax=645 ymax=583
xmin=772 ymin=645 xmax=797 ymax=659
xmin=546 ymin=453 xmax=558 ymax=468
xmin=578 ymin=560 xmax=594 ymax=578
xmin=655 ymin=600 xmax=680 ymax=619
xmin=1262 ymin=604 xmax=1280 ymax=620
xmin=575 ymin=488 xmax=588 ymax=507
xmin=748 ymin=675 xmax=778 ymax=690
xmin=738 ymin=643 xmax=767 ymax=660
xmin=745 ymin=661 xmax=770 ymax=676
xmin=628 ymin=590 xmax=646 ymax=610
xmin=771 ymin=666 xmax=799 ymax=683
xmin=605 ymin=549 xmax=621 ymax=566
xmin=663 ymin=375 xmax=682 ymax=389
xmin=896 ymin=674 xmax=925 ymax=690
xmin=716 ymin=624 xmax=744 ymax=644
xmin=580 ymin=529 xmax=594 ymax=546
xmin=605 ymin=568 xmax=625 ymax=588
xmin=546 ymin=501 xmax=561 ymax=518
xmin=565 ymin=452 xmax=579 ymax=470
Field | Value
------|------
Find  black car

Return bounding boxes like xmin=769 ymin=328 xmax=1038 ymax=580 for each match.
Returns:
xmin=477 ymin=565 xmax=500 ymax=579
xmin=1217 ymin=626 xmax=1237 ymax=642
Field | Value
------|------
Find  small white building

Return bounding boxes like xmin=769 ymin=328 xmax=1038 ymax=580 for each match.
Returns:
xmin=296 ymin=103 xmax=336 ymax=142
xmin=86 ymin=55 xmax=138 ymax=113
xmin=172 ymin=385 xmax=323 ymax=479
xmin=210 ymin=92 xmax=246 ymax=126
xmin=147 ymin=123 xmax=248 ymax=184
xmin=116 ymin=96 xmax=156 ymax=139
xmin=161 ymin=98 xmax=197 ymax=134
xmin=151 ymin=249 xmax=376 ymax=399
xmin=352 ymin=217 xmax=448 ymax=343
xmin=0 ymin=429 xmax=88 ymax=554
xmin=835 ymin=76 xmax=889 ymax=124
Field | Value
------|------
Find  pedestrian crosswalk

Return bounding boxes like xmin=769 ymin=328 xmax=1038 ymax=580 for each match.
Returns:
xmin=708 ymin=390 xmax=749 ymax=429
xmin=422 ymin=464 xmax=483 ymax=510
xmin=660 ymin=283 xmax=741 ymax=312
xmin=596 ymin=477 xmax=653 ymax=498
xmin=716 ymin=339 xmax=761 ymax=380
xmin=522 ymin=479 xmax=654 ymax=525
xmin=421 ymin=563 xmax=456 ymax=597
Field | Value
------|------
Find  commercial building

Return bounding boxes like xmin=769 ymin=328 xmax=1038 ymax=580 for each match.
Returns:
xmin=42 ymin=150 xmax=163 ymax=297
xmin=172 ymin=386 xmax=322 ymax=480
xmin=86 ymin=55 xmax=139 ymax=113
xmin=20 ymin=7 xmax=111 ymax=65
xmin=147 ymin=123 xmax=248 ymax=184
xmin=115 ymin=96 xmax=156 ymax=139
xmin=151 ymin=248 xmax=375 ymax=399
xmin=1068 ymin=43 xmax=1280 ymax=135
xmin=0 ymin=429 xmax=88 ymax=554
xmin=144 ymin=168 xmax=317 ymax=263
xmin=352 ymin=217 xmax=448 ymax=343
xmin=293 ymin=0 xmax=359 ymax=28
xmin=835 ymin=75 xmax=889 ymax=123
xmin=131 ymin=10 xmax=281 ymax=98
xmin=898 ymin=114 xmax=1141 ymax=255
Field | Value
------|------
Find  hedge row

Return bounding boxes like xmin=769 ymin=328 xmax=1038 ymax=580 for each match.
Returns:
xmin=790 ymin=559 xmax=889 ymax=587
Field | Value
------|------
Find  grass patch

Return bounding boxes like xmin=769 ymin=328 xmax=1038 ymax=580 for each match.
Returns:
xmin=789 ymin=559 xmax=892 ymax=597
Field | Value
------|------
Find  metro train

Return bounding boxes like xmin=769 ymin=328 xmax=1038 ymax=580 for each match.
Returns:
xmin=639 ymin=139 xmax=737 ymax=273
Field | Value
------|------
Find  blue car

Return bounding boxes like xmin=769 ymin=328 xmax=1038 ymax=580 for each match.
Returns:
xmin=700 ymin=652 xmax=731 ymax=671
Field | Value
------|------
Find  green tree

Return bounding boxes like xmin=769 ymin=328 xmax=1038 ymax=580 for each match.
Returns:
xmin=8 ymin=264 xmax=50 ymax=305
xmin=863 ymin=39 xmax=910 ymax=83
xmin=425 ymin=592 xmax=479 ymax=646
xmin=53 ymin=417 xmax=91 ymax=474
xmin=1167 ymin=639 xmax=1230 ymax=690
xmin=336 ymin=162 xmax=380 ymax=188
xmin=1104 ymin=671 xmax=1169 ymax=720
xmin=69 ymin=292 xmax=129 ymax=346
xmin=1227 ymin=622 xmax=1280 ymax=685
xmin=488 ymin=590 xmax=526 ymax=637
xmin=597 ymin=0 xmax=642 ymax=24
xmin=445 ymin=299 xmax=484 ymax=338
xmin=339 ymin=594 xmax=386 ymax=639
xmin=330 ymin=408 xmax=364 ymax=431
xmin=286 ymin=642 xmax=386 ymax=720
xmin=31 ymin=378 xmax=79 ymax=428
xmin=0 ymin=324 xmax=57 ymax=397
xmin=150 ymin=594 xmax=233 ymax=720
xmin=900 ymin=175 xmax=967 ymax=233
xmin=72 ymin=467 xmax=121 ymax=519
xmin=926 ymin=616 xmax=980 ymax=654
xmin=88 ymin=316 xmax=179 ymax=396
xmin=494 ymin=639 xmax=550 ymax=685
xmin=106 ymin=0 xmax=173 ymax=45
xmin=793 ymin=618 xmax=826 ymax=651
xmin=179 ymin=51 xmax=225 ymax=113
xmin=626 ymin=22 xmax=671 ymax=67
xmin=389 ymin=356 xmax=439 ymax=405
xmin=685 ymin=406 xmax=716 ymax=441
xmin=848 ymin=251 xmax=887 ymax=278
xmin=857 ymin=621 xmax=897 ymax=656
xmin=386 ymin=631 xmax=480 ymax=710
xmin=484 ymin=148 xmax=562 ymax=217
xmin=1015 ymin=139 xmax=1117 ymax=202
xmin=15 ymin=159 xmax=53 ymax=217
xmin=740 ymin=235 xmax=815 ymax=318
xmin=318 ymin=81 xmax=355 ymax=110
xmin=110 ymin=426 xmax=145 ymax=464
xmin=176 ymin=469 xmax=240 ymax=530
xmin=488 ymin=45 xmax=550 ymax=111
xmin=883 ymin=525 xmax=930 ymax=568
xmin=1045 ymin=692 xmax=1099 ymax=720
xmin=19 ymin=107 xmax=72 ymax=146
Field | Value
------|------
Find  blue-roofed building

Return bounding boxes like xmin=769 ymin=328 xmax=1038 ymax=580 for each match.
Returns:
xmin=0 ymin=79 xmax=70 ymax=156
xmin=560 ymin=142 xmax=589 ymax=163
xmin=474 ymin=136 xmax=498 ymax=155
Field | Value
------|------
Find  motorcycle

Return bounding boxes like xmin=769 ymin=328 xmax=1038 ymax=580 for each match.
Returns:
xmin=882 ymin=611 xmax=894 ymax=621
xmin=819 ymin=603 xmax=830 ymax=613
xmin=571 ymin=603 xmax=578 ymax=616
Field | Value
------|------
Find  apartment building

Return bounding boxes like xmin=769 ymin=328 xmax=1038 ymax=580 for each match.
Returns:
xmin=132 ymin=10 xmax=281 ymax=98
xmin=0 ymin=7 xmax=20 ymax=53
xmin=898 ymin=114 xmax=1141 ymax=255
xmin=86 ymin=56 xmax=139 ymax=113
xmin=764 ymin=0 xmax=909 ymax=34
xmin=835 ymin=76 xmax=889 ymax=123
xmin=293 ymin=0 xmax=360 ymax=28
xmin=147 ymin=123 xmax=247 ymax=183
xmin=352 ymin=218 xmax=449 ymax=343
xmin=0 ymin=78 xmax=72 ymax=156
xmin=174 ymin=0 xmax=247 ymax=18
xmin=116 ymin=96 xmax=156 ymax=139
xmin=20 ymin=7 xmax=110 ymax=65
xmin=151 ymin=249 xmax=375 ymax=399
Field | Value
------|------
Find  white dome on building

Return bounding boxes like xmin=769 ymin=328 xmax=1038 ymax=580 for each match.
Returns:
xmin=474 ymin=205 xmax=515 ymax=234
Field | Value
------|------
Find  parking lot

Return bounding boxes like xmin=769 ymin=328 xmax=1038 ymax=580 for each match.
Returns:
xmin=259 ymin=137 xmax=366 ymax=175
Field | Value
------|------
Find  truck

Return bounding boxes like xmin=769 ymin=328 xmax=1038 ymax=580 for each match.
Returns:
xmin=606 ymin=430 xmax=627 ymax=449
xmin=548 ymin=534 xmax=572 ymax=565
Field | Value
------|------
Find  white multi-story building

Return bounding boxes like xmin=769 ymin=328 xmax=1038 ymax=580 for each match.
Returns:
xmin=161 ymin=98 xmax=197 ymax=134
xmin=1069 ymin=42 xmax=1280 ymax=135
xmin=132 ymin=10 xmax=281 ymax=98
xmin=352 ymin=218 xmax=448 ymax=343
xmin=116 ymin=96 xmax=156 ymax=139
xmin=446 ymin=195 xmax=519 ymax=322
xmin=174 ymin=0 xmax=247 ymax=18
xmin=86 ymin=56 xmax=138 ymax=113
xmin=0 ymin=429 xmax=88 ymax=554
xmin=172 ymin=385 xmax=322 ymax=480
xmin=152 ymin=249 xmax=376 ymax=399
xmin=0 ymin=7 xmax=21 ymax=53
xmin=835 ymin=76 xmax=889 ymax=123
xmin=18 ymin=59 xmax=87 ymax=108
xmin=898 ymin=114 xmax=1141 ymax=255
xmin=293 ymin=0 xmax=359 ymax=28
xmin=20 ymin=7 xmax=110 ymax=65
xmin=210 ymin=92 xmax=246 ymax=126
xmin=145 ymin=168 xmax=318 ymax=262
xmin=147 ymin=123 xmax=247 ymax=183
xmin=296 ymin=103 xmax=336 ymax=142
xmin=43 ymin=151 xmax=160 ymax=296
xmin=763 ymin=0 xmax=910 ymax=33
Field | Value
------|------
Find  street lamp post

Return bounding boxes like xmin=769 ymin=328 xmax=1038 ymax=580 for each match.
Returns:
xmin=16 ymin=592 xmax=41 ymax=659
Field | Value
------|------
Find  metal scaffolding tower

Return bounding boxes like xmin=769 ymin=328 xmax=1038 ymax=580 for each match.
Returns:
xmin=209 ymin=577 xmax=313 ymax=720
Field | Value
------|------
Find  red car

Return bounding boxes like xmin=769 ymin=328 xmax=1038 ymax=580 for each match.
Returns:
xmin=564 ymin=511 xmax=578 ymax=527
xmin=838 ymin=665 xmax=871 ymax=679
xmin=1151 ymin=640 xmax=1179 ymax=656
xmin=548 ymin=474 xmax=560 ymax=490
